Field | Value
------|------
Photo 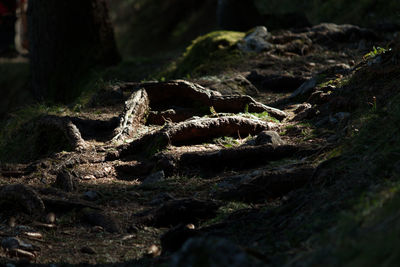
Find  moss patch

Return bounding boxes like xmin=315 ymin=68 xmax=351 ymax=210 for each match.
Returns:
xmin=0 ymin=105 xmax=71 ymax=163
xmin=165 ymin=30 xmax=246 ymax=79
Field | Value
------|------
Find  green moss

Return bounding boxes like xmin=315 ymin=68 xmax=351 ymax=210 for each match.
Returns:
xmin=0 ymin=104 xmax=71 ymax=163
xmin=166 ymin=30 xmax=246 ymax=78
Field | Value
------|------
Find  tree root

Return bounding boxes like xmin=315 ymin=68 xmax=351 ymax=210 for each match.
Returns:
xmin=111 ymin=88 xmax=149 ymax=142
xmin=217 ymin=166 xmax=315 ymax=202
xmin=115 ymin=116 xmax=275 ymax=158
xmin=38 ymin=115 xmax=88 ymax=151
xmin=117 ymin=80 xmax=287 ymax=120
xmin=155 ymin=144 xmax=316 ymax=176
xmin=0 ymin=184 xmax=45 ymax=216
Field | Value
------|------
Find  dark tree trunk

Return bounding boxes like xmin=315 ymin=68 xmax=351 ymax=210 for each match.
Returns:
xmin=28 ymin=0 xmax=120 ymax=102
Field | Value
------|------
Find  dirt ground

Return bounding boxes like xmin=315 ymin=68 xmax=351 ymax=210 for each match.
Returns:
xmin=0 ymin=23 xmax=397 ymax=266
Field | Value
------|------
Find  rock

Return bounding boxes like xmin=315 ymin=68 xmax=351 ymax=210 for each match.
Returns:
xmin=1 ymin=237 xmax=21 ymax=250
xmin=238 ymin=26 xmax=273 ymax=53
xmin=1 ymin=237 xmax=37 ymax=251
xmin=255 ymin=131 xmax=285 ymax=146
xmin=54 ymin=170 xmax=77 ymax=192
xmin=141 ymin=171 xmax=165 ymax=186
xmin=45 ymin=212 xmax=56 ymax=224
xmin=170 ymin=237 xmax=263 ymax=267
xmin=218 ymin=166 xmax=315 ymax=202
xmin=146 ymin=244 xmax=161 ymax=258
xmin=0 ymin=184 xmax=45 ymax=215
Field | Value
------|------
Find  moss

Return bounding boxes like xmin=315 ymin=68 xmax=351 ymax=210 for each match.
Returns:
xmin=166 ymin=30 xmax=246 ymax=78
xmin=0 ymin=105 xmax=71 ymax=163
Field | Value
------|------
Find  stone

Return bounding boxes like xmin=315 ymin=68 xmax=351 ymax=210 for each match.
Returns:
xmin=255 ymin=131 xmax=285 ymax=146
xmin=237 ymin=26 xmax=273 ymax=53
xmin=1 ymin=237 xmax=21 ymax=250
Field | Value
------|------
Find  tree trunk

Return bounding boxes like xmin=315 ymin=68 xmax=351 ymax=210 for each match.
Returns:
xmin=28 ymin=0 xmax=120 ymax=102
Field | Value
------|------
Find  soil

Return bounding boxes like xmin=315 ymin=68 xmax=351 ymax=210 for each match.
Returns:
xmin=0 ymin=23 xmax=396 ymax=266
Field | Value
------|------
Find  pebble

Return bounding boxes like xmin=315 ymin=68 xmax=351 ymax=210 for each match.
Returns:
xmin=46 ymin=212 xmax=56 ymax=224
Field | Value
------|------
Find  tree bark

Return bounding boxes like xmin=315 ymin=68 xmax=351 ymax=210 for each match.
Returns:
xmin=28 ymin=0 xmax=120 ymax=102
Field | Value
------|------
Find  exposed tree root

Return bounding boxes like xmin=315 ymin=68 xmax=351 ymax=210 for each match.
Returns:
xmin=218 ymin=166 xmax=315 ymax=202
xmin=41 ymin=197 xmax=102 ymax=212
xmin=210 ymin=95 xmax=286 ymax=120
xmin=146 ymin=108 xmax=199 ymax=125
xmin=0 ymin=184 xmax=45 ymax=216
xmin=116 ymin=116 xmax=275 ymax=158
xmin=114 ymin=161 xmax=156 ymax=180
xmin=156 ymin=144 xmax=316 ymax=176
xmin=111 ymin=88 xmax=150 ymax=142
xmin=116 ymin=80 xmax=286 ymax=120
xmin=38 ymin=115 xmax=88 ymax=151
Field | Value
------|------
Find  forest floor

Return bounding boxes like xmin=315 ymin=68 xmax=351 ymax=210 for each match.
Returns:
xmin=1 ymin=23 xmax=400 ymax=266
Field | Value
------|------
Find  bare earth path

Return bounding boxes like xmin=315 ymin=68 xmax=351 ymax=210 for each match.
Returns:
xmin=0 ymin=23 xmax=393 ymax=265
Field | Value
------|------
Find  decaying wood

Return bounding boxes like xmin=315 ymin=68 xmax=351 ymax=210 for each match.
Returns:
xmin=117 ymin=116 xmax=275 ymax=157
xmin=133 ymin=198 xmax=221 ymax=227
xmin=38 ymin=115 xmax=88 ymax=151
xmin=156 ymin=144 xmax=316 ymax=176
xmin=0 ymin=184 xmax=45 ymax=215
xmin=112 ymin=88 xmax=150 ymax=142
xmin=218 ymin=166 xmax=315 ymax=202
